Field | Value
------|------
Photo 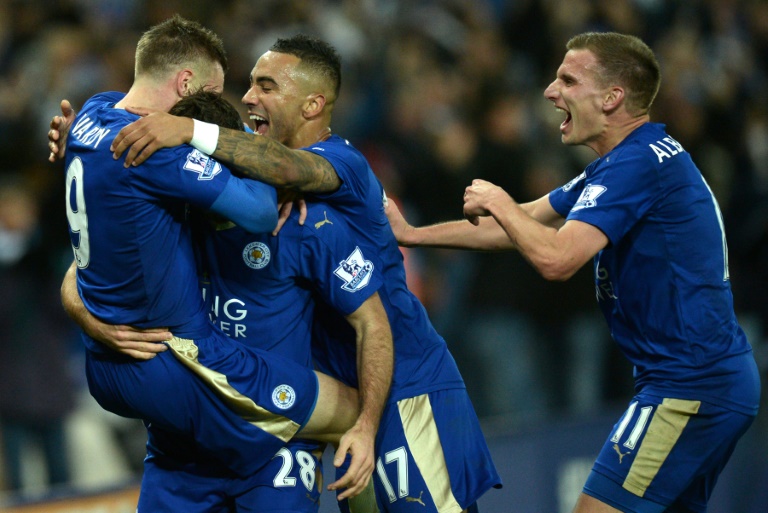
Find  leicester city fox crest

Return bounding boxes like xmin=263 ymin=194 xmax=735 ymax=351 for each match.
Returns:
xmin=271 ymin=384 xmax=296 ymax=409
xmin=334 ymin=247 xmax=373 ymax=292
xmin=243 ymin=241 xmax=271 ymax=269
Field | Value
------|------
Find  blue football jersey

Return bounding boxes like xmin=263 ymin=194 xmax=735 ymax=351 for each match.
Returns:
xmin=548 ymin=123 xmax=759 ymax=414
xmin=303 ymin=136 xmax=466 ymax=402
xmin=197 ymin=201 xmax=383 ymax=366
xmin=64 ymin=92 xmax=277 ymax=349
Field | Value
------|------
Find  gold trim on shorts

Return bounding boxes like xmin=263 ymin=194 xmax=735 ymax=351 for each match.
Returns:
xmin=623 ymin=398 xmax=701 ymax=496
xmin=398 ymin=394 xmax=463 ymax=513
xmin=166 ymin=336 xmax=301 ymax=442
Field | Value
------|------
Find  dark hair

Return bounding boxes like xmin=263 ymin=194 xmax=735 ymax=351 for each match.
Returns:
xmin=270 ymin=34 xmax=341 ymax=100
xmin=135 ymin=14 xmax=228 ymax=79
xmin=566 ymin=32 xmax=660 ymax=115
xmin=170 ymin=90 xmax=245 ymax=131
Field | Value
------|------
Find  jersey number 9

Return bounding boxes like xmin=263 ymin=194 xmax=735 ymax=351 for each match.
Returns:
xmin=66 ymin=157 xmax=91 ymax=268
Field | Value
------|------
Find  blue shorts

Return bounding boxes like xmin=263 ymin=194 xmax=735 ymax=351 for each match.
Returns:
xmin=85 ymin=334 xmax=319 ymax=477
xmin=137 ymin=432 xmax=323 ymax=513
xmin=357 ymin=388 xmax=501 ymax=512
xmin=584 ymin=393 xmax=756 ymax=513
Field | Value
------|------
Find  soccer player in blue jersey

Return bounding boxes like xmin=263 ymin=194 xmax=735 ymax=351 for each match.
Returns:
xmin=57 ymin=16 xmax=379 ymax=510
xmin=384 ymin=32 xmax=761 ymax=513
xmin=94 ymin=34 xmax=501 ymax=513
xmin=62 ymin=88 xmax=392 ymax=512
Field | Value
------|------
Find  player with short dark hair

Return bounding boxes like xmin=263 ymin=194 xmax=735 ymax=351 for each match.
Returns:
xmin=95 ymin=33 xmax=501 ymax=513
xmin=169 ymin=89 xmax=246 ymax=131
xmin=59 ymin=16 xmax=376 ymax=510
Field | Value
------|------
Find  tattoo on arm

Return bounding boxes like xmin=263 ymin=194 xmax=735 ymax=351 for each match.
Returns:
xmin=213 ymin=128 xmax=341 ymax=193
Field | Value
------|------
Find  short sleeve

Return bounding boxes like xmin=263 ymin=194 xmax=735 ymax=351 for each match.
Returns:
xmin=297 ymin=210 xmax=384 ymax=316
xmin=302 ymin=138 xmax=371 ymax=206
xmin=561 ymin=150 xmax=659 ymax=245
xmin=133 ymin=147 xmax=231 ymax=209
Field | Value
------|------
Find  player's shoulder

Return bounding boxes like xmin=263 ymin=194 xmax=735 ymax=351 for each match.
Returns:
xmin=124 ymin=146 xmax=232 ymax=197
xmin=150 ymin=145 xmax=227 ymax=175
xmin=308 ymin=134 xmax=357 ymax=151
xmin=74 ymin=91 xmax=127 ymax=128
xmin=306 ymin=135 xmax=367 ymax=163
xmin=613 ymin=123 xmax=685 ymax=168
xmin=299 ymin=202 xmax=349 ymax=239
xmin=82 ymin=91 xmax=125 ymax=110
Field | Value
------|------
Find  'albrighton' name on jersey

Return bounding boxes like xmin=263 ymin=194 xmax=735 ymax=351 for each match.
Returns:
xmin=648 ymin=136 xmax=685 ymax=163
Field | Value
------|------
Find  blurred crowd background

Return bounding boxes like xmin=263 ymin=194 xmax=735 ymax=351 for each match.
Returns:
xmin=0 ymin=0 xmax=766 ymax=501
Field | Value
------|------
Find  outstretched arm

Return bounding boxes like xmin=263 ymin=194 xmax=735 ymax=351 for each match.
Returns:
xmin=386 ymin=180 xmax=603 ymax=280
xmin=386 ymin=197 xmax=517 ymax=250
xmin=386 ymin=190 xmax=562 ymax=250
xmin=463 ymin=179 xmax=607 ymax=280
xmin=61 ymin=261 xmax=171 ymax=359
xmin=110 ymin=112 xmax=342 ymax=193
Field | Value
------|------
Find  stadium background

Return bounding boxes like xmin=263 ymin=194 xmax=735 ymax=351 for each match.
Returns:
xmin=0 ymin=0 xmax=765 ymax=511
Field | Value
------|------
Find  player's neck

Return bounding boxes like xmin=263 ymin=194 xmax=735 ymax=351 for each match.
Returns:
xmin=289 ymin=122 xmax=332 ymax=149
xmin=590 ymin=114 xmax=649 ymax=157
xmin=115 ymin=82 xmax=177 ymax=113
xmin=317 ymin=126 xmax=332 ymax=142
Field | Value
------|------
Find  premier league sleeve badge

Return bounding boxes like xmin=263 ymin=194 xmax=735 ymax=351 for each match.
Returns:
xmin=333 ymin=247 xmax=374 ymax=292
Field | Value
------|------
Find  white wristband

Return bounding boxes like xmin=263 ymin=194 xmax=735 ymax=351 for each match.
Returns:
xmin=190 ymin=119 xmax=219 ymax=155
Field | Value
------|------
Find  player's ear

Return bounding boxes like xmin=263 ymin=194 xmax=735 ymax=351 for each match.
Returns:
xmin=603 ymin=86 xmax=624 ymax=112
xmin=176 ymin=69 xmax=194 ymax=98
xmin=303 ymin=93 xmax=326 ymax=119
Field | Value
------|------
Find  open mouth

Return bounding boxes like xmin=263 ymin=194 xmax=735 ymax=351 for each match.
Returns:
xmin=557 ymin=107 xmax=572 ymax=132
xmin=249 ymin=114 xmax=269 ymax=135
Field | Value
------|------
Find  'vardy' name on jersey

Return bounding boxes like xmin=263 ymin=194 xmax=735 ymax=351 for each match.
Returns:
xmin=71 ymin=113 xmax=111 ymax=149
